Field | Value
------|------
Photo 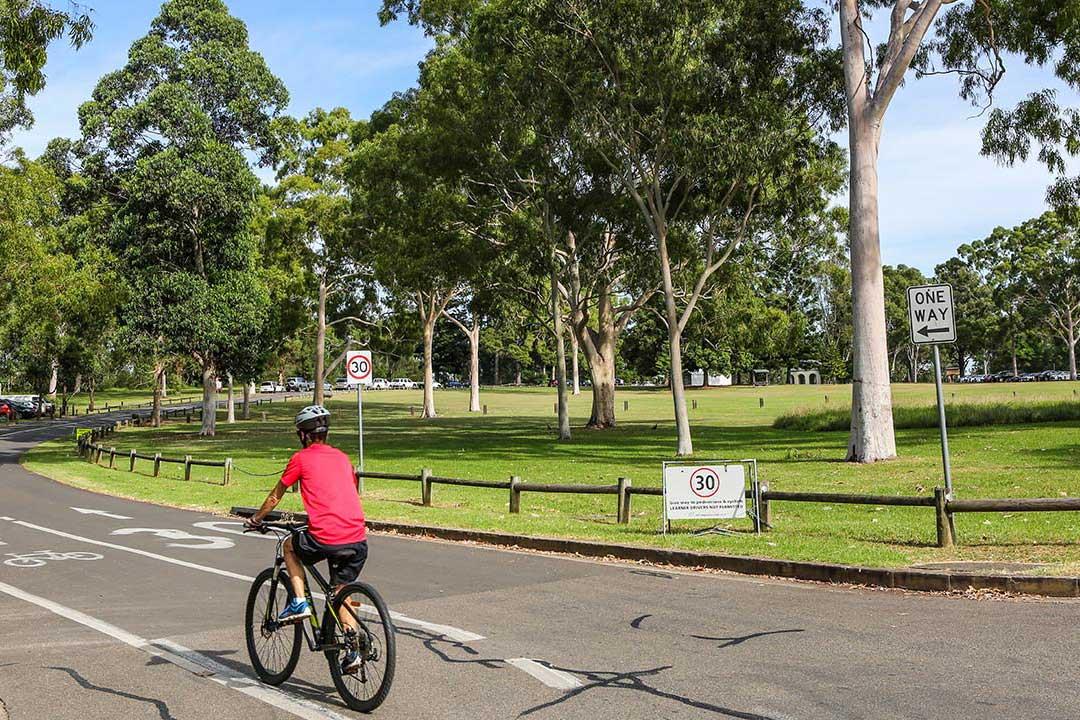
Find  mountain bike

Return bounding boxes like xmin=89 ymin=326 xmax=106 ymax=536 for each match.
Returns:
xmin=235 ymin=509 xmax=395 ymax=713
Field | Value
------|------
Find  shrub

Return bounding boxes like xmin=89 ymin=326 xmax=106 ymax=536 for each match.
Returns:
xmin=773 ymin=401 xmax=1080 ymax=432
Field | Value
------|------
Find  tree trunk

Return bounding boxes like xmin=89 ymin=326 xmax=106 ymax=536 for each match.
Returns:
xmin=151 ymin=362 xmax=164 ymax=427
xmin=845 ymin=114 xmax=896 ymax=462
xmin=161 ymin=369 xmax=167 ymax=398
xmin=314 ymin=276 xmax=327 ymax=405
xmin=226 ymin=374 xmax=236 ymax=424
xmin=576 ymin=295 xmax=618 ymax=428
xmin=73 ymin=373 xmax=82 ymax=395
xmin=657 ymin=230 xmax=693 ymax=456
xmin=48 ymin=362 xmax=58 ymax=398
xmin=88 ymin=380 xmax=95 ymax=412
xmin=199 ymin=362 xmax=216 ymax=437
xmin=242 ymin=381 xmax=251 ymax=420
xmin=551 ymin=260 xmax=571 ymax=440
xmin=494 ymin=354 xmax=500 ymax=385
xmin=571 ymin=333 xmax=581 ymax=396
xmin=1067 ymin=306 xmax=1078 ymax=380
xmin=908 ymin=348 xmax=918 ymax=383
xmin=421 ymin=301 xmax=438 ymax=419
xmin=1011 ymin=342 xmax=1018 ymax=377
xmin=515 ymin=364 xmax=522 ymax=386
xmin=468 ymin=322 xmax=481 ymax=412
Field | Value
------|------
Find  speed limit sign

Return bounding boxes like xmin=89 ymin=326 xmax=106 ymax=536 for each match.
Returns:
xmin=346 ymin=350 xmax=373 ymax=386
xmin=663 ymin=462 xmax=746 ymax=521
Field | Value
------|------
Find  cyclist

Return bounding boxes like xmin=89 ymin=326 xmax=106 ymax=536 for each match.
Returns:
xmin=246 ymin=404 xmax=368 ymax=674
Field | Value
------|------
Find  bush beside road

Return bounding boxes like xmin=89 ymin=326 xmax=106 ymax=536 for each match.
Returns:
xmin=22 ymin=384 xmax=1080 ymax=574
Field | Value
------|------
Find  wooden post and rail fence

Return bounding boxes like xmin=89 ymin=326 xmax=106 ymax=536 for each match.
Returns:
xmin=71 ymin=405 xmax=1080 ymax=548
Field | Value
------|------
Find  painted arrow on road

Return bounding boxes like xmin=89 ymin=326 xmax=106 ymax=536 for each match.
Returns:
xmin=71 ymin=507 xmax=132 ymax=520
xmin=917 ymin=326 xmax=951 ymax=338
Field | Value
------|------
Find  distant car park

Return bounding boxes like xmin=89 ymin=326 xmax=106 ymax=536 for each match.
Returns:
xmin=285 ymin=377 xmax=306 ymax=392
xmin=445 ymin=379 xmax=466 ymax=389
xmin=333 ymin=377 xmax=351 ymax=391
xmin=370 ymin=378 xmax=389 ymax=390
xmin=389 ymin=378 xmax=417 ymax=390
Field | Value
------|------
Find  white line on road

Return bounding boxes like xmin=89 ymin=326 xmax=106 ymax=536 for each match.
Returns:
xmin=505 ymin=658 xmax=583 ymax=690
xmin=71 ymin=507 xmax=133 ymax=520
xmin=0 ymin=580 xmax=354 ymax=720
xmin=6 ymin=517 xmax=485 ymax=643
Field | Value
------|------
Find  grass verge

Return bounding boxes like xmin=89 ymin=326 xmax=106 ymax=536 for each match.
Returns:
xmin=22 ymin=384 xmax=1080 ymax=574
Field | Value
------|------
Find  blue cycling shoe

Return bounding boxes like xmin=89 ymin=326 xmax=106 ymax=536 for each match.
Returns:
xmin=277 ymin=598 xmax=311 ymax=624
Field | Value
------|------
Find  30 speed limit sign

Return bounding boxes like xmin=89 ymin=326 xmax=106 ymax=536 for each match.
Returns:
xmin=346 ymin=350 xmax=373 ymax=386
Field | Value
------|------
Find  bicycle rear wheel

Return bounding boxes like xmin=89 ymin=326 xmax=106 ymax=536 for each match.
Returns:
xmin=322 ymin=582 xmax=396 ymax=712
xmin=245 ymin=567 xmax=302 ymax=685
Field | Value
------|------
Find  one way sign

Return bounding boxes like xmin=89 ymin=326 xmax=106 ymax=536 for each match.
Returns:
xmin=907 ymin=283 xmax=956 ymax=345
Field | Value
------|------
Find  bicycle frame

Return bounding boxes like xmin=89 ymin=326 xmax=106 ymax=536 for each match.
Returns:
xmin=261 ymin=527 xmax=372 ymax=654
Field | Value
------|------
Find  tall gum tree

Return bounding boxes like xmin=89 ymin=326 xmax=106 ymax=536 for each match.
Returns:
xmin=835 ymin=0 xmax=1080 ymax=461
xmin=75 ymin=0 xmax=288 ymax=435
xmin=482 ymin=0 xmax=844 ymax=455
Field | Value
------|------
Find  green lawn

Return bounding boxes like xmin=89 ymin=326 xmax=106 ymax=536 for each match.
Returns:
xmin=63 ymin=387 xmax=203 ymax=415
xmin=23 ymin=383 xmax=1080 ymax=574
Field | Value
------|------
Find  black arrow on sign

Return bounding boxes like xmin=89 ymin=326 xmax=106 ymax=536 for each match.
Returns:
xmin=917 ymin=325 xmax=950 ymax=338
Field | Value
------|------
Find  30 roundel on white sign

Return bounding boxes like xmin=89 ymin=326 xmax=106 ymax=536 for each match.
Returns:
xmin=346 ymin=350 xmax=373 ymax=386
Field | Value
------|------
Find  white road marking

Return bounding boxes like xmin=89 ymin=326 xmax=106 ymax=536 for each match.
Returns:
xmin=6 ymin=517 xmax=485 ymax=643
xmin=111 ymin=527 xmax=235 ymax=550
xmin=193 ymin=520 xmax=275 ymax=539
xmin=505 ymin=658 xmax=583 ymax=690
xmin=71 ymin=507 xmax=133 ymax=520
xmin=0 ymin=420 xmax=84 ymax=439
xmin=0 ymin=580 xmax=354 ymax=720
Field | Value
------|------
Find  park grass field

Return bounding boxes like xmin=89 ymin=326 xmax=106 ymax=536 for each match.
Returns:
xmin=23 ymin=382 xmax=1080 ymax=574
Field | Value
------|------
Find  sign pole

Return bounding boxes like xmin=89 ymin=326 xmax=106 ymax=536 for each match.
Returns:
xmin=932 ymin=345 xmax=952 ymax=497
xmin=357 ymin=383 xmax=364 ymax=474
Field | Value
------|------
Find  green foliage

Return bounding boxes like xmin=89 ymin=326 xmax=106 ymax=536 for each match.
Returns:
xmin=0 ymin=0 xmax=93 ymax=138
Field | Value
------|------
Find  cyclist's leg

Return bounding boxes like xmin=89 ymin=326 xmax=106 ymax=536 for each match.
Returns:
xmin=331 ymin=542 xmax=368 ymax=631
xmin=282 ymin=535 xmax=307 ymax=599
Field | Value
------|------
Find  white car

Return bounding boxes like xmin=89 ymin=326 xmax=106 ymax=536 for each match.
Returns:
xmin=258 ymin=381 xmax=281 ymax=393
xmin=370 ymin=378 xmax=390 ymax=390
xmin=389 ymin=378 xmax=416 ymax=390
xmin=333 ymin=377 xmax=351 ymax=391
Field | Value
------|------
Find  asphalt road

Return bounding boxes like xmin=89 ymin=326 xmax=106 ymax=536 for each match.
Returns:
xmin=0 ymin=415 xmax=1077 ymax=719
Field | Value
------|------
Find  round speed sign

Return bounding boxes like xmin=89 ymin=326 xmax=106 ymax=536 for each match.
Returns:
xmin=346 ymin=350 xmax=373 ymax=385
xmin=689 ymin=467 xmax=721 ymax=498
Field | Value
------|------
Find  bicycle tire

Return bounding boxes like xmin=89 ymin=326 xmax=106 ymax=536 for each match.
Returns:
xmin=245 ymin=567 xmax=302 ymax=685
xmin=322 ymin=582 xmax=396 ymax=713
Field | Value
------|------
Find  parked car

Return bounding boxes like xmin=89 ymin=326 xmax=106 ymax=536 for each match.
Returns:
xmin=333 ymin=377 xmax=351 ymax=391
xmin=445 ymin=379 xmax=466 ymax=389
xmin=285 ymin=377 xmax=306 ymax=392
xmin=370 ymin=378 xmax=390 ymax=390
xmin=258 ymin=381 xmax=283 ymax=393
xmin=1019 ymin=373 xmax=1039 ymax=382
xmin=389 ymin=378 xmax=417 ymax=390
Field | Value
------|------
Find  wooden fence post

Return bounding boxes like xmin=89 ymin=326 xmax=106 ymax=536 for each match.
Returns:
xmin=509 ymin=475 xmax=521 ymax=513
xmin=354 ymin=466 xmax=363 ymax=495
xmin=623 ymin=400 xmax=629 ymax=411
xmin=617 ymin=477 xmax=631 ymax=524
xmin=108 ymin=448 xmax=116 ymax=469
xmin=128 ymin=450 xmax=136 ymax=472
xmin=421 ymin=468 xmax=432 ymax=506
xmin=934 ymin=487 xmax=955 ymax=548
xmin=184 ymin=455 xmax=192 ymax=482
xmin=153 ymin=453 xmax=161 ymax=477
xmin=223 ymin=458 xmax=232 ymax=486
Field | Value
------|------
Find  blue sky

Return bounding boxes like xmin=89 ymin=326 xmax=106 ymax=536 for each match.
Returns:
xmin=8 ymin=1 xmax=1077 ymax=275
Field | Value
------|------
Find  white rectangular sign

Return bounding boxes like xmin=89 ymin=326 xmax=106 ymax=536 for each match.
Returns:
xmin=907 ymin=283 xmax=956 ymax=345
xmin=345 ymin=350 xmax=373 ymax=386
xmin=663 ymin=463 xmax=746 ymax=520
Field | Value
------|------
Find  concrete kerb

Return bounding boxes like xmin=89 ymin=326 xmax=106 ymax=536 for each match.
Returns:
xmin=364 ymin=519 xmax=1080 ymax=598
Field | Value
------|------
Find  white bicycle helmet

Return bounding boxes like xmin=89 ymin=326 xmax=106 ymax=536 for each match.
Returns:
xmin=295 ymin=405 xmax=331 ymax=432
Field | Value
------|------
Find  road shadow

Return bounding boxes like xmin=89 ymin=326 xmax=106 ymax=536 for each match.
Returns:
xmin=690 ymin=629 xmax=805 ymax=649
xmin=396 ymin=626 xmax=506 ymax=670
xmin=47 ymin=666 xmax=177 ymax=720
xmin=517 ymin=662 xmax=780 ymax=719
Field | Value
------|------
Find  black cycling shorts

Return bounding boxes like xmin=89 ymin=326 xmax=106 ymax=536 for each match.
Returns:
xmin=294 ymin=530 xmax=368 ymax=586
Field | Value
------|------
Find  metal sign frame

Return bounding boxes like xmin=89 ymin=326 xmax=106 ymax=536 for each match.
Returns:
xmin=661 ymin=459 xmax=761 ymax=535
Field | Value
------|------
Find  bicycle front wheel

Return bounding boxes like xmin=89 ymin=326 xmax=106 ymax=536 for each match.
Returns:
xmin=245 ymin=567 xmax=302 ymax=685
xmin=322 ymin=582 xmax=396 ymax=713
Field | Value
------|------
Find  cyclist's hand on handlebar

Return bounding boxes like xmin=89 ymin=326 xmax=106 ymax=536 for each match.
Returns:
xmin=243 ymin=517 xmax=266 ymax=533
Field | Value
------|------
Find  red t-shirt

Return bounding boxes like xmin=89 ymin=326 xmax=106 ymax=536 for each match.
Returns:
xmin=280 ymin=444 xmax=366 ymax=545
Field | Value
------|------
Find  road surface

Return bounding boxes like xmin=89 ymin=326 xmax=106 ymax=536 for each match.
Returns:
xmin=0 ymin=416 xmax=1076 ymax=719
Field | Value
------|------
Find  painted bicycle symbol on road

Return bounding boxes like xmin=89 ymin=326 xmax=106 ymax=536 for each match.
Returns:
xmin=3 ymin=550 xmax=104 ymax=568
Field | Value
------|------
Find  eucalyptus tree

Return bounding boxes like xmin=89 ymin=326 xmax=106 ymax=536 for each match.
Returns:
xmin=933 ymin=256 xmax=996 ymax=376
xmin=272 ymin=107 xmax=374 ymax=404
xmin=882 ymin=264 xmax=928 ymax=382
xmin=471 ymin=0 xmax=844 ymax=455
xmin=836 ymin=0 xmax=1080 ymax=461
xmin=350 ymin=94 xmax=490 ymax=418
xmin=0 ymin=0 xmax=93 ymax=140
xmin=76 ymin=0 xmax=287 ymax=435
